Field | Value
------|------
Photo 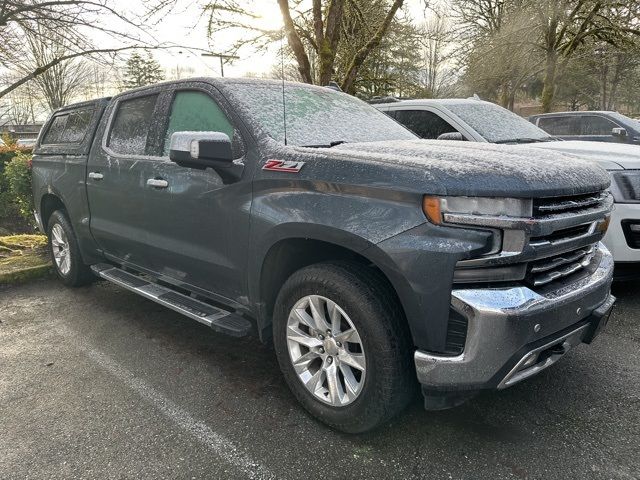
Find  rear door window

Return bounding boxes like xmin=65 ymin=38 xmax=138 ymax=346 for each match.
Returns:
xmin=537 ymin=116 xmax=576 ymax=135
xmin=108 ymin=94 xmax=159 ymax=155
xmin=62 ymin=108 xmax=94 ymax=143
xmin=162 ymin=91 xmax=235 ymax=154
xmin=577 ymin=115 xmax=617 ymax=135
xmin=41 ymin=107 xmax=95 ymax=145
xmin=42 ymin=115 xmax=68 ymax=144
xmin=394 ymin=110 xmax=458 ymax=139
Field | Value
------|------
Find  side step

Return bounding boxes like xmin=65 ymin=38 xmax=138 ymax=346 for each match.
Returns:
xmin=91 ymin=263 xmax=251 ymax=337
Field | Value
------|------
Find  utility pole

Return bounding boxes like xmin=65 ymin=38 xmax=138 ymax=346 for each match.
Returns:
xmin=201 ymin=53 xmax=240 ymax=77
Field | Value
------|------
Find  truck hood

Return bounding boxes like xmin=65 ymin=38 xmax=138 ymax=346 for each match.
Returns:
xmin=529 ymin=140 xmax=640 ymax=170
xmin=308 ymin=139 xmax=610 ymax=198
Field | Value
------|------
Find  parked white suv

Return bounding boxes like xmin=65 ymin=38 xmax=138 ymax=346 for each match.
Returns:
xmin=374 ymin=98 xmax=640 ymax=277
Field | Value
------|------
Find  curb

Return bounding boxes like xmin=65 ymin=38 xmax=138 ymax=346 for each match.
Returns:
xmin=0 ymin=262 xmax=52 ymax=285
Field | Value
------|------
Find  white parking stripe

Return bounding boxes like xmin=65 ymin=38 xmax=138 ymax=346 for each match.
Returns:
xmin=58 ymin=326 xmax=275 ymax=480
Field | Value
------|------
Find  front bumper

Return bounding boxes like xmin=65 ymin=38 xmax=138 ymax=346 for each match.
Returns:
xmin=414 ymin=243 xmax=615 ymax=392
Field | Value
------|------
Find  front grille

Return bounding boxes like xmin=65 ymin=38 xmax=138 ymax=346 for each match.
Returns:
xmin=526 ymin=246 xmax=596 ymax=286
xmin=533 ymin=192 xmax=608 ymax=217
xmin=452 ymin=189 xmax=611 ymax=289
xmin=530 ymin=223 xmax=592 ymax=245
xmin=444 ymin=310 xmax=468 ymax=355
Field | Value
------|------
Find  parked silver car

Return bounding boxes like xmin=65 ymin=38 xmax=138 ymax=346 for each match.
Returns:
xmin=375 ymin=98 xmax=640 ymax=277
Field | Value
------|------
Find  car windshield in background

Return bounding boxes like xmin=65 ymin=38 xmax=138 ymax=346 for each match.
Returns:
xmin=610 ymin=111 xmax=640 ymax=131
xmin=444 ymin=102 xmax=554 ymax=144
xmin=226 ymin=82 xmax=416 ymax=146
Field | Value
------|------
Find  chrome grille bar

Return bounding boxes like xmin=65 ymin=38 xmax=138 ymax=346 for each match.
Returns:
xmin=533 ymin=192 xmax=608 ymax=215
xmin=528 ymin=248 xmax=597 ymax=287
xmin=529 ymin=246 xmax=594 ymax=274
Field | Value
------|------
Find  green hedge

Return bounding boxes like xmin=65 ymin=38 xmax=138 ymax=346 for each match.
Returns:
xmin=0 ymin=147 xmax=34 ymax=233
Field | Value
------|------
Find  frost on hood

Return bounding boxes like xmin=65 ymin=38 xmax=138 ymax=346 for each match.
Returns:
xmin=320 ymin=139 xmax=611 ymax=194
xmin=220 ymin=80 xmax=416 ymax=146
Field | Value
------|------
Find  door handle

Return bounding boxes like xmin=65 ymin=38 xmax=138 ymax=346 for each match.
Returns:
xmin=147 ymin=178 xmax=169 ymax=188
xmin=88 ymin=172 xmax=103 ymax=180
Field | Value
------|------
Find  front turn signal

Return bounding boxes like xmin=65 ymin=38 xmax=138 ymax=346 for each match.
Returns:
xmin=423 ymin=196 xmax=442 ymax=225
xmin=596 ymin=216 xmax=611 ymax=234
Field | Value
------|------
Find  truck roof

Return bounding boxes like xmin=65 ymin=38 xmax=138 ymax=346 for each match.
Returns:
xmin=51 ymin=97 xmax=111 ymax=115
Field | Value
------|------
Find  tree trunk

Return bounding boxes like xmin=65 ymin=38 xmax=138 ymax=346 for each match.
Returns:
xmin=607 ymin=54 xmax=622 ymax=110
xmin=340 ymin=0 xmax=404 ymax=94
xmin=277 ymin=0 xmax=313 ymax=84
xmin=541 ymin=50 xmax=557 ymax=113
xmin=317 ymin=0 xmax=344 ymax=86
xmin=499 ymin=84 xmax=510 ymax=108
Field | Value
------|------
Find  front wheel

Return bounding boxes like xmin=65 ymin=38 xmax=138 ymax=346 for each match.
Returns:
xmin=47 ymin=210 xmax=95 ymax=287
xmin=273 ymin=262 xmax=415 ymax=433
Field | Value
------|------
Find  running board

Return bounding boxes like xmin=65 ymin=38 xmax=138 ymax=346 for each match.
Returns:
xmin=91 ymin=263 xmax=251 ymax=337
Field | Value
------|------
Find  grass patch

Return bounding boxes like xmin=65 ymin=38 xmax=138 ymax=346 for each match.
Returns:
xmin=0 ymin=234 xmax=51 ymax=285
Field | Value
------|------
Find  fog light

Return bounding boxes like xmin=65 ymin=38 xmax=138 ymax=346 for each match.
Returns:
xmin=629 ymin=223 xmax=640 ymax=233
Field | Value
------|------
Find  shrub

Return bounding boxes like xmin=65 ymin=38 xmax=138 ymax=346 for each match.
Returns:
xmin=0 ymin=148 xmax=34 ymax=233
xmin=5 ymin=154 xmax=33 ymax=220
xmin=1 ymin=132 xmax=17 ymax=148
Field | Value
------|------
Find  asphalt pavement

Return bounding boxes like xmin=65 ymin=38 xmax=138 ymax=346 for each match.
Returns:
xmin=1 ymin=277 xmax=638 ymax=479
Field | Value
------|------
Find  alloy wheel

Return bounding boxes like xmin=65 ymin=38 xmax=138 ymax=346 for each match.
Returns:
xmin=51 ymin=223 xmax=71 ymax=275
xmin=286 ymin=295 xmax=366 ymax=406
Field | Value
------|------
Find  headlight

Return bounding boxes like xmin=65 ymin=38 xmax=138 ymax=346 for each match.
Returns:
xmin=610 ymin=171 xmax=640 ymax=203
xmin=422 ymin=196 xmax=531 ymax=224
xmin=422 ymin=196 xmax=531 ymax=259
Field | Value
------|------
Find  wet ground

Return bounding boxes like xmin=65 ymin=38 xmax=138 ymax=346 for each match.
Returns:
xmin=1 ymin=278 xmax=638 ymax=479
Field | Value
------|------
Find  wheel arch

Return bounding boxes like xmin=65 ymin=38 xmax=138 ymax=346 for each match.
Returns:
xmin=40 ymin=192 xmax=67 ymax=230
xmin=253 ymin=229 xmax=412 ymax=346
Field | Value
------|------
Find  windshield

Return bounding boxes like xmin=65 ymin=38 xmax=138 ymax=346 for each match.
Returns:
xmin=225 ymin=82 xmax=416 ymax=146
xmin=610 ymin=111 xmax=640 ymax=131
xmin=444 ymin=101 xmax=554 ymax=143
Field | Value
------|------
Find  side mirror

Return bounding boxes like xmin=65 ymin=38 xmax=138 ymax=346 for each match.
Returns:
xmin=437 ymin=132 xmax=466 ymax=141
xmin=169 ymin=132 xmax=243 ymax=183
xmin=612 ymin=127 xmax=627 ymax=137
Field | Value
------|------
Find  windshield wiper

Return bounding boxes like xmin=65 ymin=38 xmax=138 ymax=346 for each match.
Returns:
xmin=302 ymin=140 xmax=348 ymax=148
xmin=495 ymin=137 xmax=556 ymax=144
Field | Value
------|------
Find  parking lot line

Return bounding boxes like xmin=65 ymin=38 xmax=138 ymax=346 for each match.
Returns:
xmin=56 ymin=325 xmax=276 ymax=480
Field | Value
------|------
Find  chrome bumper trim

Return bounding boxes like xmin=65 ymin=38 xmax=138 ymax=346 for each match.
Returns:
xmin=414 ymin=243 xmax=614 ymax=390
xmin=497 ymin=323 xmax=590 ymax=389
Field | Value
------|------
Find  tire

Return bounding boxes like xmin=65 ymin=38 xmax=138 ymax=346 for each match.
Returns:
xmin=273 ymin=261 xmax=416 ymax=433
xmin=47 ymin=210 xmax=95 ymax=287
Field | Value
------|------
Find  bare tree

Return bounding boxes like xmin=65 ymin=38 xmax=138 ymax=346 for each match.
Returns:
xmin=192 ymin=0 xmax=415 ymax=93
xmin=7 ymin=85 xmax=38 ymax=124
xmin=419 ymin=10 xmax=457 ymax=98
xmin=0 ymin=0 xmax=157 ymax=100
xmin=20 ymin=27 xmax=93 ymax=111
xmin=454 ymin=0 xmax=640 ymax=112
xmin=529 ymin=0 xmax=640 ymax=111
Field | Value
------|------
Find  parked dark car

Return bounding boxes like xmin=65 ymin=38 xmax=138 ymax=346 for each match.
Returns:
xmin=32 ymin=78 xmax=615 ymax=432
xmin=529 ymin=111 xmax=640 ymax=145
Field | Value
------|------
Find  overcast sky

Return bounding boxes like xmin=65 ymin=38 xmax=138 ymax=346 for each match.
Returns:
xmin=123 ymin=0 xmax=433 ymax=79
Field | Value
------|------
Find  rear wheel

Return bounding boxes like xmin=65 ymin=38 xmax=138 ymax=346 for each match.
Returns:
xmin=273 ymin=262 xmax=415 ymax=433
xmin=47 ymin=210 xmax=94 ymax=287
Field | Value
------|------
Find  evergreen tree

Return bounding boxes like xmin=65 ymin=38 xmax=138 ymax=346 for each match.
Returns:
xmin=122 ymin=52 xmax=165 ymax=90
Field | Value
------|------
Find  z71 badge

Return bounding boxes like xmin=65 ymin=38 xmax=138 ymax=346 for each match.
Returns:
xmin=262 ymin=159 xmax=306 ymax=173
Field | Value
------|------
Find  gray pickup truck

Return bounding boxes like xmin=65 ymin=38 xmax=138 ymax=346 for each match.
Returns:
xmin=32 ymin=78 xmax=615 ymax=433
